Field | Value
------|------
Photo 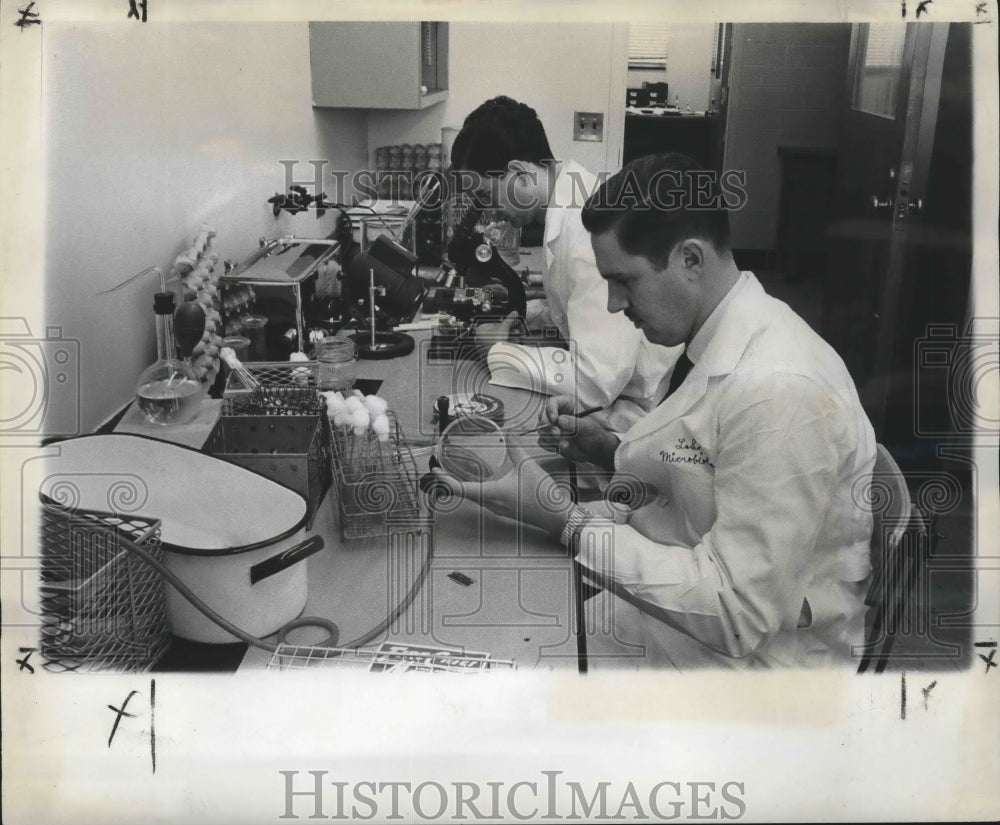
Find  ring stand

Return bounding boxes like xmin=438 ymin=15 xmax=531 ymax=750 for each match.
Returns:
xmin=350 ymin=331 xmax=415 ymax=360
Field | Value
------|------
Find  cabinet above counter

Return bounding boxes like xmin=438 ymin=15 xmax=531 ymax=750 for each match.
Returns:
xmin=309 ymin=22 xmax=448 ymax=110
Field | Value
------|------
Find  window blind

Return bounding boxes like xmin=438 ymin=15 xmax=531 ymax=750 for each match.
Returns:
xmin=628 ymin=24 xmax=669 ymax=69
xmin=863 ymin=22 xmax=907 ymax=68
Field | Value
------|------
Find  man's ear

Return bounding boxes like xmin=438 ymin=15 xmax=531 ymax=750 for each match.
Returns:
xmin=680 ymin=239 xmax=705 ymax=278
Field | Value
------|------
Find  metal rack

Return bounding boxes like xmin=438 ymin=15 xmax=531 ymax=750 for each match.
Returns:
xmin=329 ymin=412 xmax=420 ymax=540
xmin=223 ymin=359 xmax=325 ymax=397
xmin=214 ymin=361 xmax=334 ymax=527
xmin=203 ymin=414 xmax=331 ymax=528
xmin=267 ymin=643 xmax=516 ymax=672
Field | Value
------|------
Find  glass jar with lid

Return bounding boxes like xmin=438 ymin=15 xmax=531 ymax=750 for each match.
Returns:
xmin=316 ymin=336 xmax=358 ymax=391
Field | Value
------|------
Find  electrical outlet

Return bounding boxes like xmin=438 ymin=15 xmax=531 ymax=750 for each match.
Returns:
xmin=573 ymin=112 xmax=604 ymax=142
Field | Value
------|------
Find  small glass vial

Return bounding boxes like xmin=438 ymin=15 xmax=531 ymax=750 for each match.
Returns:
xmin=316 ymin=336 xmax=358 ymax=391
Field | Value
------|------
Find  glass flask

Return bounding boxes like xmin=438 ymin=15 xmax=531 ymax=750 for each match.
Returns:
xmin=135 ymin=292 xmax=204 ymax=425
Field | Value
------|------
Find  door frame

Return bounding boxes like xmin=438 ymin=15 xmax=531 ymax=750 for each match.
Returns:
xmin=606 ymin=23 xmax=630 ymax=173
xmin=859 ymin=22 xmax=951 ymax=437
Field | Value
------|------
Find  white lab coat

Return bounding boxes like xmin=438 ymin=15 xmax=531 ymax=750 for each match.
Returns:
xmin=487 ymin=160 xmax=680 ymax=432
xmin=576 ymin=274 xmax=877 ymax=669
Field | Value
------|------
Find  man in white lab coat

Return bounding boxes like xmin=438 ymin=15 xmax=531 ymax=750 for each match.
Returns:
xmin=450 ymin=96 xmax=678 ymax=432
xmin=431 ymin=152 xmax=877 ymax=669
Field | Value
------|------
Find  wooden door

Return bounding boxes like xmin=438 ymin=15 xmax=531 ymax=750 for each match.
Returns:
xmin=824 ymin=22 xmax=974 ymax=667
xmin=822 ymin=22 xmax=971 ymax=467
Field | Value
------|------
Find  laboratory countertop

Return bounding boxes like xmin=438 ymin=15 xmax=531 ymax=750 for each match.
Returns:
xmin=240 ymin=329 xmax=582 ymax=670
xmin=237 ymin=469 xmax=582 ymax=671
xmin=117 ymin=328 xmax=590 ymax=672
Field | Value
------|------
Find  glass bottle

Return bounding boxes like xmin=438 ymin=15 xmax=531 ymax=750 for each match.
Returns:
xmin=316 ymin=336 xmax=358 ymax=391
xmin=135 ymin=292 xmax=204 ymax=425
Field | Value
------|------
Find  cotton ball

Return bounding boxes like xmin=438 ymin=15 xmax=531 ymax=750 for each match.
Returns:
xmin=344 ymin=395 xmax=364 ymax=413
xmin=351 ymin=407 xmax=370 ymax=437
xmin=289 ymin=351 xmax=310 ymax=362
xmin=364 ymin=395 xmax=388 ymax=416
xmin=333 ymin=409 xmax=349 ymax=428
xmin=372 ymin=413 xmax=390 ymax=443
xmin=323 ymin=392 xmax=346 ymax=416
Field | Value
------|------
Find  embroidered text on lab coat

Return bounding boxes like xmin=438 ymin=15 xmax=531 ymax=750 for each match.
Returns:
xmin=659 ymin=437 xmax=715 ymax=468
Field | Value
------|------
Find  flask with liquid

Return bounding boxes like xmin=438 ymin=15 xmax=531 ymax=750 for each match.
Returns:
xmin=135 ymin=292 xmax=204 ymax=425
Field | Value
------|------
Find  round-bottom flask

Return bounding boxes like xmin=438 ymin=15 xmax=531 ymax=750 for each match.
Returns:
xmin=135 ymin=292 xmax=204 ymax=425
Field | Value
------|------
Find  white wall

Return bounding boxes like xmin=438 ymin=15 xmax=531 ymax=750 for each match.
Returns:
xmin=627 ymin=24 xmax=716 ymax=112
xmin=366 ymin=22 xmax=626 ymax=175
xmin=44 ymin=23 xmax=368 ymax=432
xmin=723 ymin=23 xmax=852 ymax=249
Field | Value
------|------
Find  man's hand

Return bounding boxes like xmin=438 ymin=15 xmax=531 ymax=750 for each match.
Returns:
xmin=427 ymin=444 xmax=574 ymax=538
xmin=538 ymin=396 xmax=620 ymax=471
xmin=473 ymin=311 xmax=521 ymax=349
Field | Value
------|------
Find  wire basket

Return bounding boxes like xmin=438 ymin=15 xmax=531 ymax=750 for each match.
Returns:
xmin=223 ymin=360 xmax=328 ymax=395
xmin=224 ymin=386 xmax=326 ymax=417
xmin=203 ymin=414 xmax=331 ymax=528
xmin=330 ymin=412 xmax=420 ymax=540
xmin=39 ymin=503 xmax=171 ymax=673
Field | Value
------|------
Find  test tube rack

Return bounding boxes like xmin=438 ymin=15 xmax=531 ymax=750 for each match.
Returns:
xmin=329 ymin=412 xmax=420 ymax=540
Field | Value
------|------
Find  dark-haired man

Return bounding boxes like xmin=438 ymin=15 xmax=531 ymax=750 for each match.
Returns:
xmin=450 ymin=96 xmax=678 ymax=432
xmin=432 ymin=152 xmax=877 ymax=669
